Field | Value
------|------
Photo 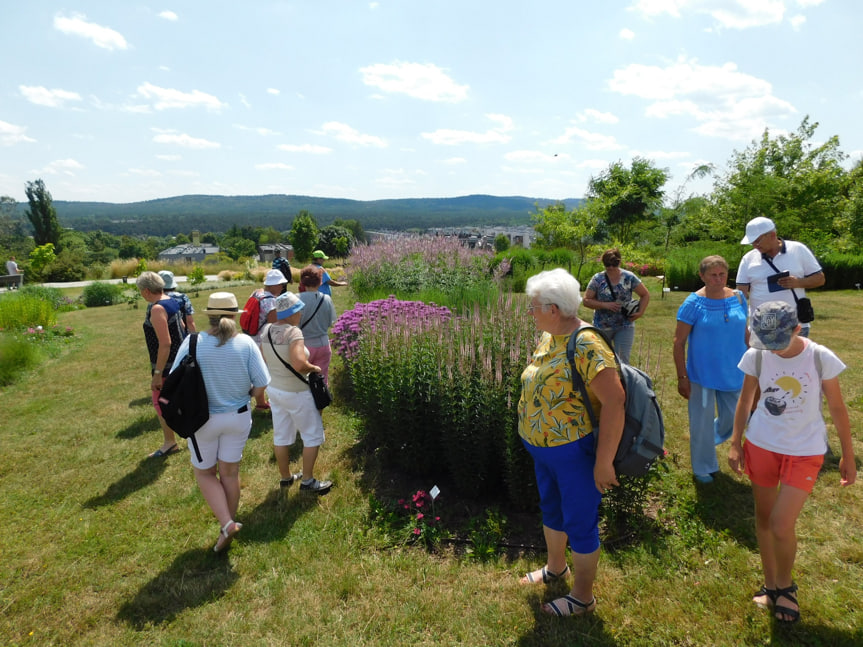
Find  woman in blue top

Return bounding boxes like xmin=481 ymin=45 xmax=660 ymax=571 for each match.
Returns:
xmin=673 ymin=255 xmax=748 ymax=483
xmin=583 ymin=249 xmax=650 ymax=364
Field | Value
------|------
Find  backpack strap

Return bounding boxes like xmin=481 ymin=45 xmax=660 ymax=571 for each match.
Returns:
xmin=267 ymin=329 xmax=309 ymax=385
xmin=187 ymin=333 xmax=203 ymax=463
xmin=300 ymin=294 xmax=325 ymax=330
xmin=566 ymin=325 xmax=620 ymax=436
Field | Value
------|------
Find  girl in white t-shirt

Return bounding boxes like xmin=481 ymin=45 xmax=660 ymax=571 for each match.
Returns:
xmin=728 ymin=301 xmax=856 ymax=625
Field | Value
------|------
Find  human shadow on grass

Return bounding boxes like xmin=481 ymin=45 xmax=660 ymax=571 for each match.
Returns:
xmin=115 ymin=415 xmax=159 ymax=440
xmin=515 ymin=591 xmax=616 ymax=647
xmin=115 ymin=548 xmax=238 ymax=629
xmin=691 ymin=471 xmax=759 ymax=549
xmin=82 ymin=456 xmax=170 ymax=509
xmin=248 ymin=410 xmax=273 ymax=441
xmin=234 ymin=483 xmax=319 ymax=546
xmin=128 ymin=396 xmax=151 ymax=408
xmin=768 ymin=621 xmax=862 ymax=647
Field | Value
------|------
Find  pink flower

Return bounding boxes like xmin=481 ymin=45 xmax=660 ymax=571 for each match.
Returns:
xmin=413 ymin=528 xmax=421 ymax=536
xmin=416 ymin=513 xmax=424 ymax=521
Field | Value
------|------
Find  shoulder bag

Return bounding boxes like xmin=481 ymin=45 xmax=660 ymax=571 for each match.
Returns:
xmin=266 ymin=329 xmax=332 ymax=409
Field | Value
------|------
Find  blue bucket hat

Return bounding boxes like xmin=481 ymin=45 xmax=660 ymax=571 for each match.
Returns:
xmin=750 ymin=301 xmax=798 ymax=350
xmin=276 ymin=292 xmax=304 ymax=320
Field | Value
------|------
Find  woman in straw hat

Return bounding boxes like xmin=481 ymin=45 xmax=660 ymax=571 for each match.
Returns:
xmin=170 ymin=292 xmax=271 ymax=552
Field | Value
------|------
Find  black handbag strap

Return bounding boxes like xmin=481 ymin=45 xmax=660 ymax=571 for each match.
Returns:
xmin=761 ymin=254 xmax=801 ymax=304
xmin=267 ymin=328 xmax=309 ymax=385
xmin=604 ymin=272 xmax=618 ymax=300
xmin=566 ymin=325 xmax=620 ymax=435
xmin=300 ymin=294 xmax=324 ymax=330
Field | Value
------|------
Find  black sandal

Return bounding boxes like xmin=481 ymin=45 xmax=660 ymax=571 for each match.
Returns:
xmin=753 ymin=585 xmax=776 ymax=609
xmin=773 ymin=583 xmax=800 ymax=625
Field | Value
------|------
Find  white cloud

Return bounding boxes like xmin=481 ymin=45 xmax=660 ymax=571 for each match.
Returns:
xmin=796 ymin=0 xmax=825 ymax=6
xmin=156 ymin=154 xmax=181 ymax=161
xmin=159 ymin=11 xmax=178 ymax=21
xmin=630 ymin=0 xmax=787 ymax=29
xmin=360 ymin=61 xmax=469 ymax=102
xmin=128 ymin=168 xmax=162 ymax=177
xmin=576 ymin=108 xmax=620 ymax=124
xmin=42 ymin=159 xmax=85 ymax=175
xmin=235 ymin=125 xmax=280 ymax=136
xmin=551 ymin=126 xmax=624 ymax=151
xmin=443 ymin=157 xmax=467 ymax=165
xmin=19 ymin=85 xmax=82 ymax=108
xmin=504 ymin=150 xmax=565 ymax=163
xmin=255 ymin=162 xmax=294 ymax=170
xmin=239 ymin=93 xmax=251 ymax=109
xmin=0 ymin=120 xmax=36 ymax=145
xmin=422 ymin=113 xmax=513 ymax=146
xmin=620 ymin=28 xmax=636 ymax=39
xmin=278 ymin=143 xmax=332 ymax=154
xmin=370 ymin=2 xmax=380 ymax=9
xmin=320 ymin=122 xmax=387 ymax=147
xmin=608 ymin=57 xmax=797 ymax=141
xmin=267 ymin=88 xmax=280 ymax=95
xmin=137 ymin=82 xmax=226 ymax=111
xmin=790 ymin=14 xmax=806 ymax=29
xmin=152 ymin=131 xmax=221 ymax=149
xmin=53 ymin=13 xmax=128 ymax=50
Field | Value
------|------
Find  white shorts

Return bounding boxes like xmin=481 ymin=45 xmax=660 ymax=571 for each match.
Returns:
xmin=268 ymin=385 xmax=325 ymax=448
xmin=188 ymin=407 xmax=252 ymax=469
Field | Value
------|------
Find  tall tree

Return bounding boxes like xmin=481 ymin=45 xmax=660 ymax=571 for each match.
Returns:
xmin=586 ymin=157 xmax=668 ymax=244
xmin=289 ymin=210 xmax=319 ymax=262
xmin=25 ymin=179 xmax=63 ymax=249
xmin=705 ymin=117 xmax=848 ymax=247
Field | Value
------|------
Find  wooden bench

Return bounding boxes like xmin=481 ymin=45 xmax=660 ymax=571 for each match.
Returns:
xmin=0 ymin=274 xmax=24 ymax=289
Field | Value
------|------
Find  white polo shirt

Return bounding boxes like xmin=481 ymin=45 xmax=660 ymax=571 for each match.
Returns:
xmin=735 ymin=239 xmax=822 ymax=327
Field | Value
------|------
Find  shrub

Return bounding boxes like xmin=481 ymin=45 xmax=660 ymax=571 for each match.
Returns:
xmin=82 ymin=282 xmax=125 ymax=307
xmin=0 ymin=335 xmax=42 ymax=386
xmin=0 ymin=293 xmax=57 ymax=329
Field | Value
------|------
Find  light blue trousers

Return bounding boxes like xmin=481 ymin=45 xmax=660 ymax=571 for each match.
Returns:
xmin=602 ymin=326 xmax=635 ymax=364
xmin=688 ymin=382 xmax=740 ymax=477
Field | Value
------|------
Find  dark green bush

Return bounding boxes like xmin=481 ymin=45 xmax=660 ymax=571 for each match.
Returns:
xmin=82 ymin=282 xmax=125 ymax=307
xmin=0 ymin=335 xmax=42 ymax=386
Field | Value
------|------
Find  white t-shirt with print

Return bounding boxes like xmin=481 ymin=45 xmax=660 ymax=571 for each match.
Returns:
xmin=738 ymin=340 xmax=845 ymax=456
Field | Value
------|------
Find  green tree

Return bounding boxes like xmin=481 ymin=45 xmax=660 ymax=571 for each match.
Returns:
xmin=531 ymin=201 xmax=599 ymax=278
xmin=318 ymin=225 xmax=354 ymax=258
xmin=705 ymin=117 xmax=848 ymax=248
xmin=25 ymin=179 xmax=62 ymax=249
xmin=333 ymin=218 xmax=367 ymax=244
xmin=221 ymin=236 xmax=257 ymax=260
xmin=586 ymin=158 xmax=668 ymax=244
xmin=289 ymin=210 xmax=319 ymax=262
xmin=28 ymin=243 xmax=56 ymax=279
xmin=493 ymin=234 xmax=510 ymax=252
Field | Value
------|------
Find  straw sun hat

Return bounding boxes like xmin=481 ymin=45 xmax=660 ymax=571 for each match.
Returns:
xmin=204 ymin=292 xmax=243 ymax=316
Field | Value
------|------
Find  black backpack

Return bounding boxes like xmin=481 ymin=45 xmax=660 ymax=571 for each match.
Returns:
xmin=158 ymin=333 xmax=209 ymax=462
xmin=567 ymin=326 xmax=665 ymax=477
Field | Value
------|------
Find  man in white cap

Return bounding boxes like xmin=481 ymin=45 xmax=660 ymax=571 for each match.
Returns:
xmin=736 ymin=217 xmax=824 ymax=337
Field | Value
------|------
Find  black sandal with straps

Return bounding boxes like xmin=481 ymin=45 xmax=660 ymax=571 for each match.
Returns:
xmin=774 ymin=582 xmax=800 ymax=625
xmin=753 ymin=585 xmax=776 ymax=609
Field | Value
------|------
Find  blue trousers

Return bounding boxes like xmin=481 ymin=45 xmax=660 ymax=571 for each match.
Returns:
xmin=602 ymin=325 xmax=635 ymax=364
xmin=688 ymin=382 xmax=739 ymax=477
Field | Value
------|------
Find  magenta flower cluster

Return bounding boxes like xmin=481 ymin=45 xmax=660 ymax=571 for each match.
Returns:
xmin=397 ymin=490 xmax=441 ymax=542
xmin=331 ymin=296 xmax=452 ymax=363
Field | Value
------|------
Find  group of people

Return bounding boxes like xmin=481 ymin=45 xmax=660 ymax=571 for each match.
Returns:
xmin=518 ymin=217 xmax=855 ymax=625
xmin=136 ymin=251 xmax=343 ymax=553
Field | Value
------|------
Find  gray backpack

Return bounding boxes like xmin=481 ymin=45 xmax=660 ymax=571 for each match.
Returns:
xmin=567 ymin=326 xmax=665 ymax=477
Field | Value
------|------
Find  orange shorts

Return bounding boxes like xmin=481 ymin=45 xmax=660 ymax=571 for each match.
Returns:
xmin=744 ymin=441 xmax=823 ymax=493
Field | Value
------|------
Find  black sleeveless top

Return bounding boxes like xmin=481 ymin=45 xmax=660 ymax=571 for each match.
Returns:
xmin=143 ymin=296 xmax=185 ymax=372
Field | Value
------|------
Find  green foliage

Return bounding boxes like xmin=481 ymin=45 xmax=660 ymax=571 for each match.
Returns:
xmin=24 ymin=179 xmax=62 ymax=249
xmin=819 ymin=253 xmax=863 ymax=290
xmin=44 ymin=248 xmax=87 ymax=282
xmin=367 ymin=490 xmax=447 ymax=550
xmin=289 ymin=210 xmax=319 ymax=262
xmin=664 ymin=242 xmax=746 ymax=292
xmin=587 ymin=157 xmax=668 ymax=244
xmin=187 ymin=265 xmax=206 ymax=286
xmin=81 ymin=282 xmax=125 ymax=307
xmin=135 ymin=258 xmax=147 ymax=275
xmin=18 ymin=285 xmax=73 ymax=311
xmin=601 ymin=462 xmax=668 ymax=545
xmin=0 ymin=293 xmax=58 ymax=329
xmin=318 ymin=224 xmax=354 ymax=258
xmin=0 ymin=335 xmax=42 ymax=386
xmin=333 ymin=218 xmax=367 ymax=244
xmin=28 ymin=243 xmax=56 ymax=279
xmin=493 ymin=233 xmax=510 ymax=252
xmin=465 ymin=508 xmax=508 ymax=562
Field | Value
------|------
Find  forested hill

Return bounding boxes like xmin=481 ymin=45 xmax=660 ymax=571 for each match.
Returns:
xmin=47 ymin=194 xmax=581 ymax=235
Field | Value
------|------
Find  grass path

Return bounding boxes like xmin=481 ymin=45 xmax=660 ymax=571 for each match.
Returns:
xmin=1 ymin=284 xmax=861 ymax=646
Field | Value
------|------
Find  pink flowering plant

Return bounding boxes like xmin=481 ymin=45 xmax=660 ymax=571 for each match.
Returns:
xmin=367 ymin=489 xmax=446 ymax=550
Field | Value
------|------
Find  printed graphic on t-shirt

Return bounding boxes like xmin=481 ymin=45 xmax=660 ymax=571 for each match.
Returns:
xmin=762 ymin=370 xmax=812 ymax=417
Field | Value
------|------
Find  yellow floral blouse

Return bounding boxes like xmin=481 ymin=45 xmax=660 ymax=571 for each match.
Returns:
xmin=518 ymin=328 xmax=618 ymax=447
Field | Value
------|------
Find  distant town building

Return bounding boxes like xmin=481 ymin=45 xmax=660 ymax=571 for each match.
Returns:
xmin=258 ymin=243 xmax=294 ymax=263
xmin=158 ymin=243 xmax=220 ymax=263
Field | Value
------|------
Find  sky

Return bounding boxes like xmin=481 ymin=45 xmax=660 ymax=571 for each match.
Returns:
xmin=1 ymin=0 xmax=861 ymax=206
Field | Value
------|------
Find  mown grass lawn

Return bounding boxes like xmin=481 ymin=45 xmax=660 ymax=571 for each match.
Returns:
xmin=1 ymin=282 xmax=861 ymax=646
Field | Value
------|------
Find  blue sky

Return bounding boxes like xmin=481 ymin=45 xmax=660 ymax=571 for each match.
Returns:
xmin=1 ymin=0 xmax=861 ymax=205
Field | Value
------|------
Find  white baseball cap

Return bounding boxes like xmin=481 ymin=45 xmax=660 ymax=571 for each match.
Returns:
xmin=741 ymin=217 xmax=776 ymax=244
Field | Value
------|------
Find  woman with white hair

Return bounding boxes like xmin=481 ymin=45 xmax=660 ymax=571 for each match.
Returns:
xmin=170 ymin=292 xmax=271 ymax=552
xmin=518 ymin=268 xmax=625 ymax=617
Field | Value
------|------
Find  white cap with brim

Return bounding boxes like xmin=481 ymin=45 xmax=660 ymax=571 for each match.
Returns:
xmin=741 ymin=217 xmax=776 ymax=244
